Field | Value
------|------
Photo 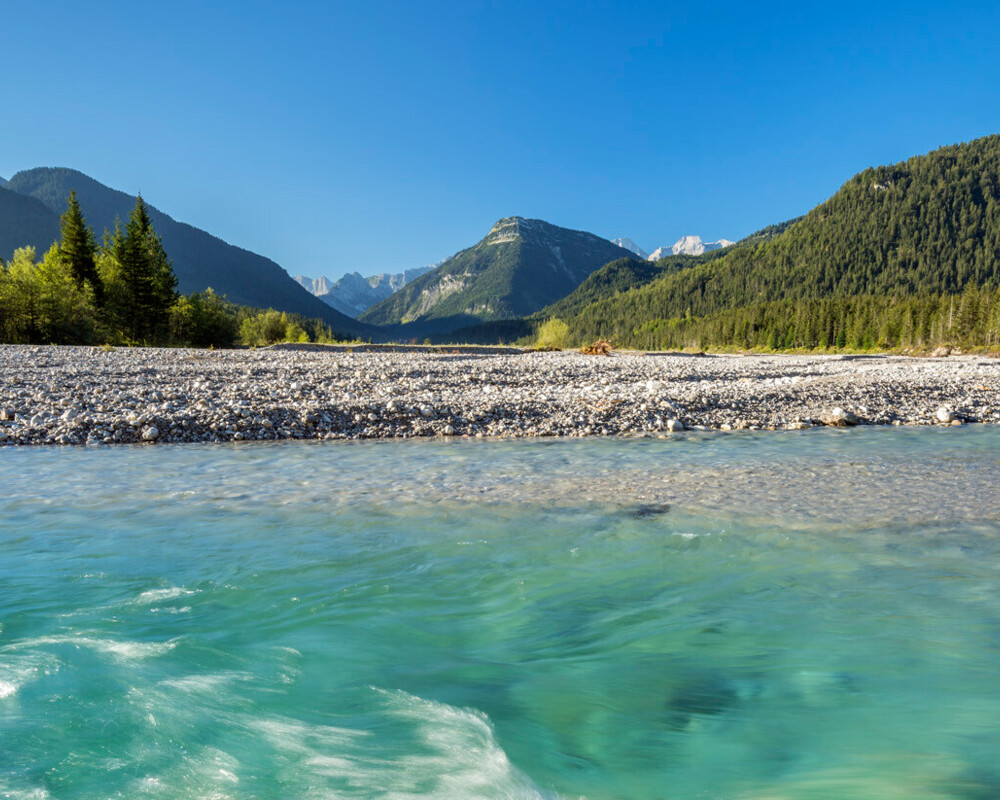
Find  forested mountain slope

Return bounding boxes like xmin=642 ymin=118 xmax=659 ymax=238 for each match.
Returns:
xmin=559 ymin=136 xmax=1000 ymax=345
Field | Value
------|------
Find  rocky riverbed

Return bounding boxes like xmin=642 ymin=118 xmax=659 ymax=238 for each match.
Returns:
xmin=1 ymin=344 xmax=998 ymax=446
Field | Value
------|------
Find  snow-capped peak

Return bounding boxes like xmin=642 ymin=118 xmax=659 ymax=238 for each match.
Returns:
xmin=647 ymin=236 xmax=735 ymax=260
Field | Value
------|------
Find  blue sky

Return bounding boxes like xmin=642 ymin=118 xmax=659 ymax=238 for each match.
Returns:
xmin=2 ymin=1 xmax=1000 ymax=278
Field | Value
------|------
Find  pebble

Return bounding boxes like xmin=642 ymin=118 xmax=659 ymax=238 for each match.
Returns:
xmin=0 ymin=345 xmax=997 ymax=446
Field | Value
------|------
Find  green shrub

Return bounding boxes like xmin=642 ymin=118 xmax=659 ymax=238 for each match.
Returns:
xmin=535 ymin=317 xmax=570 ymax=349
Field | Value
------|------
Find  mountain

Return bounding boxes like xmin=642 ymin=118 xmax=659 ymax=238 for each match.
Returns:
xmin=735 ymin=216 xmax=804 ymax=246
xmin=359 ymin=216 xmax=636 ymax=332
xmin=4 ymin=167 xmax=363 ymax=334
xmin=0 ymin=185 xmax=61 ymax=261
xmin=535 ymin=257 xmax=674 ymax=321
xmin=610 ymin=237 xmax=649 ymax=259
xmin=671 ymin=235 xmax=735 ymax=256
xmin=0 ymin=176 xmax=8 ymax=188
xmin=648 ymin=236 xmax=735 ymax=260
xmin=319 ymin=267 xmax=433 ymax=318
xmin=293 ymin=275 xmax=336 ymax=296
xmin=537 ymin=252 xmax=726 ymax=322
xmin=552 ymin=134 xmax=1000 ymax=348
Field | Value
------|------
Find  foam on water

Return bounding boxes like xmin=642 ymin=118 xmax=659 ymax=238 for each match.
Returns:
xmin=5 ymin=634 xmax=179 ymax=661
xmin=133 ymin=586 xmax=199 ymax=604
xmin=3 ymin=429 xmax=1000 ymax=799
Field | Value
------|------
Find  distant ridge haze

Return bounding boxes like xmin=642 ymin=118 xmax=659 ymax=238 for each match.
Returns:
xmin=294 ymin=266 xmax=434 ymax=318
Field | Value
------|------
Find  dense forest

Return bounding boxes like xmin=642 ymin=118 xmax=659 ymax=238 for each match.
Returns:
xmin=530 ymin=135 xmax=1000 ymax=351
xmin=0 ymin=193 xmax=348 ymax=347
xmin=563 ymin=288 xmax=1000 ymax=351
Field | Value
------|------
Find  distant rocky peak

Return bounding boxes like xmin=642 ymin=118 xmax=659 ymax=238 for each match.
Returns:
xmin=670 ymin=235 xmax=735 ymax=256
xmin=646 ymin=235 xmax=735 ymax=260
xmin=293 ymin=275 xmax=335 ymax=296
xmin=0 ymin=176 xmax=8 ymax=188
xmin=672 ymin=235 xmax=707 ymax=255
xmin=486 ymin=216 xmax=528 ymax=244
xmin=610 ymin=237 xmax=649 ymax=260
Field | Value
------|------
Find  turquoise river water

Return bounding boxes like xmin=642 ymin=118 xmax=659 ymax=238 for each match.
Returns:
xmin=2 ymin=428 xmax=1000 ymax=799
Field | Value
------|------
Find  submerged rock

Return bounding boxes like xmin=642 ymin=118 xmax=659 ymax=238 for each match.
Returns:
xmin=625 ymin=503 xmax=671 ymax=518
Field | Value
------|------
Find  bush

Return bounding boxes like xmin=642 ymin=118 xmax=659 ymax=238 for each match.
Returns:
xmin=535 ymin=317 xmax=570 ymax=349
xmin=239 ymin=310 xmax=289 ymax=346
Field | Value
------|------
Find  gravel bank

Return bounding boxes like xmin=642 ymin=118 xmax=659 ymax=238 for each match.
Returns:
xmin=1 ymin=345 xmax=998 ymax=446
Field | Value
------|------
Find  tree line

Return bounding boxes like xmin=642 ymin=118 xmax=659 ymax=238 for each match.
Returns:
xmin=545 ymin=285 xmax=1000 ymax=352
xmin=0 ymin=192 xmax=343 ymax=347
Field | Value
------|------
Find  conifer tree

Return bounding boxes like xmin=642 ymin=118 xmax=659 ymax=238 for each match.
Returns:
xmin=112 ymin=196 xmax=178 ymax=342
xmin=59 ymin=191 xmax=103 ymax=304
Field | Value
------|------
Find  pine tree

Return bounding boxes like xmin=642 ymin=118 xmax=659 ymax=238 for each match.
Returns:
xmin=59 ymin=191 xmax=103 ymax=304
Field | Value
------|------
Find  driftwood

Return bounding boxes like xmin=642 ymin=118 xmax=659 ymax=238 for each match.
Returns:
xmin=580 ymin=339 xmax=613 ymax=356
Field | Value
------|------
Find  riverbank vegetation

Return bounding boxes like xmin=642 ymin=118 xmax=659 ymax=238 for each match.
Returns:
xmin=0 ymin=193 xmax=346 ymax=347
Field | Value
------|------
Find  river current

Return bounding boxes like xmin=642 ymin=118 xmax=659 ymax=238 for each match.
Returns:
xmin=2 ymin=428 xmax=1000 ymax=799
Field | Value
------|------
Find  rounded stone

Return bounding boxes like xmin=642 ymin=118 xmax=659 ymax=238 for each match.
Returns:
xmin=935 ymin=406 xmax=955 ymax=423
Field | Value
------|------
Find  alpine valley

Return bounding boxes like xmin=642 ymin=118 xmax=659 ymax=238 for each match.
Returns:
xmin=3 ymin=135 xmax=1000 ymax=350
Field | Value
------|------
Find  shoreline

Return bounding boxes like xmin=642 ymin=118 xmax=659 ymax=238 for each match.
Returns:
xmin=1 ymin=344 xmax=998 ymax=446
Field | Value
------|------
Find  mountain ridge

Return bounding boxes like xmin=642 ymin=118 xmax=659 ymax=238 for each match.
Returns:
xmin=0 ymin=185 xmax=61 ymax=261
xmin=5 ymin=167 xmax=363 ymax=334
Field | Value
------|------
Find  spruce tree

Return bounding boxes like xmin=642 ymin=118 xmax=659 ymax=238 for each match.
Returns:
xmin=59 ymin=191 xmax=103 ymax=304
xmin=113 ymin=196 xmax=178 ymax=343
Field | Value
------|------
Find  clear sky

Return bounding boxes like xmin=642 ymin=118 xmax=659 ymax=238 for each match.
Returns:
xmin=2 ymin=1 xmax=1000 ymax=278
